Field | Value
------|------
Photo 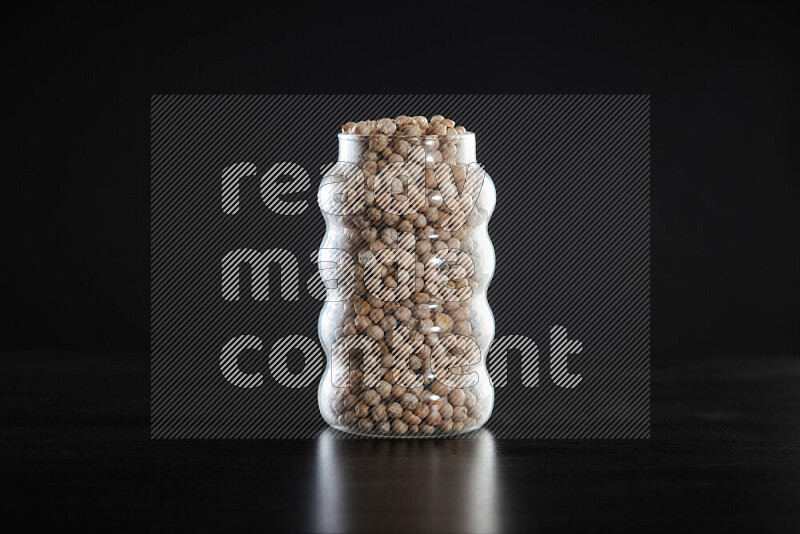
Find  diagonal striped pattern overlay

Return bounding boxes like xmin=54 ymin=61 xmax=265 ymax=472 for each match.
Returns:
xmin=151 ymin=95 xmax=650 ymax=439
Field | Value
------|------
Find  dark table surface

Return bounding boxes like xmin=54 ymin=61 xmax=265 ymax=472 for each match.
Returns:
xmin=2 ymin=352 xmax=798 ymax=532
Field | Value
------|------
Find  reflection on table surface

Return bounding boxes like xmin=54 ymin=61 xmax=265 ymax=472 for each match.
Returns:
xmin=312 ymin=429 xmax=500 ymax=534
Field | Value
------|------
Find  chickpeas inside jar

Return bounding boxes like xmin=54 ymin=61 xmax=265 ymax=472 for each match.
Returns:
xmin=318 ymin=115 xmax=496 ymax=437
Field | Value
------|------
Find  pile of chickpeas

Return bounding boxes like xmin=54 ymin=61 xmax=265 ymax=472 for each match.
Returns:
xmin=323 ymin=115 xmax=492 ymax=436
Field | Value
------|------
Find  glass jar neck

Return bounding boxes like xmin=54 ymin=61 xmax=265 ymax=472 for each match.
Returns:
xmin=337 ymin=134 xmax=477 ymax=164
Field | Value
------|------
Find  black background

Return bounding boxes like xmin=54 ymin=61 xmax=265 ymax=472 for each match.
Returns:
xmin=3 ymin=2 xmax=798 ymax=531
xmin=5 ymin=1 xmax=797 ymax=358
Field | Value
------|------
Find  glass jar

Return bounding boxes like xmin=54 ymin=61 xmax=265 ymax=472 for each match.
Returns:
xmin=317 ymin=130 xmax=496 ymax=437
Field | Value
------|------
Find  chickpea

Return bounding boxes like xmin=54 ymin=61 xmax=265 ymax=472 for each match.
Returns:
xmin=410 ymin=331 xmax=425 ymax=348
xmin=381 ymin=227 xmax=398 ymax=244
xmin=440 ymin=401 xmax=454 ymax=419
xmin=371 ymin=403 xmax=388 ymax=422
xmin=391 ymin=419 xmax=409 ymax=434
xmin=358 ymin=418 xmax=374 ymax=431
xmin=434 ymin=313 xmax=454 ymax=332
xmin=419 ymin=389 xmax=436 ymax=404
xmin=452 ymin=406 xmax=468 ymax=423
xmin=413 ymin=402 xmax=430 ymax=419
xmin=343 ymin=323 xmax=357 ymax=336
xmin=363 ymin=160 xmax=378 ymax=175
xmin=400 ymin=393 xmax=419 ymax=411
xmin=354 ymin=122 xmax=372 ymax=135
xmin=427 ymin=411 xmax=442 ymax=427
xmin=430 ymin=381 xmax=450 ymax=396
xmin=380 ymin=315 xmax=398 ymax=332
xmin=420 ymin=319 xmax=434 ymax=334
xmin=343 ymin=394 xmax=358 ymax=410
xmin=453 ymin=320 xmax=472 ymax=336
xmin=468 ymin=402 xmax=483 ymax=418
xmin=402 ymin=410 xmax=422 ymax=426
xmin=414 ymin=304 xmax=433 ymax=319
xmin=378 ymin=118 xmax=397 ymax=135
xmin=403 ymin=124 xmax=422 ymax=136
xmin=464 ymin=391 xmax=477 ymax=409
xmin=394 ymin=139 xmax=410 ymax=157
xmin=363 ymin=389 xmax=381 ymax=406
xmin=419 ymin=344 xmax=432 ymax=360
xmin=354 ymin=401 xmax=370 ymax=418
xmin=369 ymin=308 xmax=385 ymax=324
xmin=418 ymin=226 xmax=436 ymax=240
xmin=353 ymin=299 xmax=371 ymax=316
xmin=395 ymin=306 xmax=412 ymax=322
xmin=387 ymin=402 xmax=403 ymax=419
xmin=342 ymin=411 xmax=358 ymax=424
xmin=416 ymin=240 xmax=432 ymax=255
xmin=408 ymin=385 xmax=424 ymax=397
xmin=354 ymin=315 xmax=371 ymax=332
xmin=369 ymin=135 xmax=388 ymax=152
xmin=429 ymin=123 xmax=446 ymax=135
xmin=448 ymin=388 xmax=466 ymax=406
xmin=441 ymin=143 xmax=457 ymax=160
xmin=366 ymin=325 xmax=384 ymax=340
xmin=375 ymin=380 xmax=392 ymax=399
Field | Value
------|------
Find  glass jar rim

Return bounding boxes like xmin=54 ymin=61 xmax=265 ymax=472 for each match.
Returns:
xmin=337 ymin=132 xmax=475 ymax=140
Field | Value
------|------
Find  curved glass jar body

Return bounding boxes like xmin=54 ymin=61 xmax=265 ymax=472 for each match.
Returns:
xmin=317 ymin=132 xmax=495 ymax=437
